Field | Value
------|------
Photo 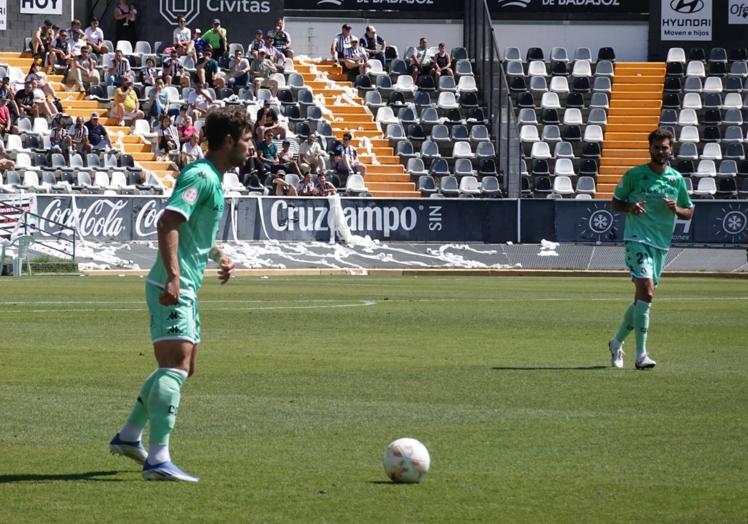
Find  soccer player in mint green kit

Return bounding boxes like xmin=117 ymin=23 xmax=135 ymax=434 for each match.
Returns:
xmin=109 ymin=107 xmax=252 ymax=481
xmin=609 ymin=127 xmax=693 ymax=370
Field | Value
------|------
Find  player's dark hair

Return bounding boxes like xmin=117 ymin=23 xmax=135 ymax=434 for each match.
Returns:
xmin=205 ymin=107 xmax=252 ymax=151
xmin=648 ymin=127 xmax=673 ymax=147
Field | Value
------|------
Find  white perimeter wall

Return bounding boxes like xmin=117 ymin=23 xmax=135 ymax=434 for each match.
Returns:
xmin=286 ymin=18 xmax=648 ymax=62
xmin=492 ymin=21 xmax=648 ymax=62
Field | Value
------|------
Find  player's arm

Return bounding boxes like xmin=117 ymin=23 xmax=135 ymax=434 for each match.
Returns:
xmin=662 ymin=199 xmax=693 ymax=220
xmin=612 ymin=198 xmax=646 ymax=215
xmin=209 ymin=244 xmax=235 ymax=284
xmin=157 ymin=209 xmax=186 ymax=305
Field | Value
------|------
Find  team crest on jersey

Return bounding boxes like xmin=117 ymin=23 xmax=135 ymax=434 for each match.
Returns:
xmin=667 ymin=176 xmax=675 ymax=183
xmin=183 ymin=187 xmax=198 ymax=204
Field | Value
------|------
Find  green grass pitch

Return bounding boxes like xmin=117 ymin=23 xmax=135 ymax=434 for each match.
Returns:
xmin=1 ymin=274 xmax=746 ymax=523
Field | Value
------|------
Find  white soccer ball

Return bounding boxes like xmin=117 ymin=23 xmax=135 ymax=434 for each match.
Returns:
xmin=383 ymin=437 xmax=430 ymax=483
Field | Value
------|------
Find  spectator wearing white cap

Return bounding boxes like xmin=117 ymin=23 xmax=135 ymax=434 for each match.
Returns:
xmin=359 ymin=25 xmax=386 ymax=65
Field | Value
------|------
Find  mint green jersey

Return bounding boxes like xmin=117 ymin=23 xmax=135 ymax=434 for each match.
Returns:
xmin=147 ymin=159 xmax=224 ymax=298
xmin=613 ymin=164 xmax=693 ymax=251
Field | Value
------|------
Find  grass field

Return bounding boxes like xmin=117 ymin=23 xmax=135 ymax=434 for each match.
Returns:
xmin=1 ymin=274 xmax=746 ymax=523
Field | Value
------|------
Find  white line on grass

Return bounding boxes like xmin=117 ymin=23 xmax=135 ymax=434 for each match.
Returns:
xmin=0 ymin=300 xmax=378 ymax=314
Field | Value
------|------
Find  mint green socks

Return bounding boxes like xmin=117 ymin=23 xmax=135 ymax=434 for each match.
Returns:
xmin=614 ymin=303 xmax=636 ymax=343
xmin=120 ymin=367 xmax=187 ymax=465
xmin=633 ymin=300 xmax=651 ymax=358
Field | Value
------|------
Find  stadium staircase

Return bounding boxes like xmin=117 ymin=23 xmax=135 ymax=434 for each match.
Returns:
xmin=597 ymin=62 xmax=666 ymax=198
xmin=1 ymin=51 xmax=178 ymax=189
xmin=294 ymin=59 xmax=419 ymax=197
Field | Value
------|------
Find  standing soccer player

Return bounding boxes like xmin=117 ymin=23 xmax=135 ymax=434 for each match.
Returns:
xmin=110 ymin=107 xmax=252 ymax=481
xmin=608 ymin=128 xmax=694 ymax=370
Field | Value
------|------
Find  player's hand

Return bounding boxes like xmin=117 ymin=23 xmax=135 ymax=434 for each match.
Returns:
xmin=630 ymin=200 xmax=647 ymax=215
xmin=218 ymin=256 xmax=235 ymax=284
xmin=159 ymin=276 xmax=180 ymax=305
xmin=662 ymin=198 xmax=677 ymax=212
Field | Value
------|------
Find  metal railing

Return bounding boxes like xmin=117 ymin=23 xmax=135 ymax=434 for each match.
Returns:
xmin=464 ymin=0 xmax=521 ymax=198
xmin=0 ymin=202 xmax=76 ymax=260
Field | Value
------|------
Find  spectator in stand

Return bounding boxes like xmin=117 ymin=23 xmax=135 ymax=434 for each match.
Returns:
xmin=32 ymin=79 xmax=58 ymax=118
xmin=271 ymin=169 xmax=297 ymax=196
xmin=113 ymin=0 xmax=138 ymax=46
xmin=14 ymin=81 xmax=38 ymax=119
xmin=271 ymin=17 xmax=294 ymax=58
xmin=187 ymin=83 xmax=219 ymax=122
xmin=46 ymin=29 xmax=72 ymax=70
xmin=248 ymin=29 xmax=266 ymax=60
xmin=85 ymin=112 xmax=110 ymax=150
xmin=0 ymin=138 xmax=16 ymax=171
xmin=148 ymin=79 xmax=179 ymax=122
xmin=0 ymin=97 xmax=12 ymax=137
xmin=110 ymin=77 xmax=144 ymax=126
xmin=141 ymin=56 xmax=159 ymax=86
xmin=408 ymin=37 xmax=433 ymax=83
xmin=297 ymin=171 xmax=317 ymax=196
xmin=335 ymin=132 xmax=366 ymax=182
xmin=228 ymin=48 xmax=251 ymax=89
xmin=0 ymin=78 xmax=19 ymax=122
xmin=156 ymin=114 xmax=179 ymax=159
xmin=68 ymin=116 xmax=91 ymax=155
xmin=278 ymin=139 xmax=302 ymax=176
xmin=249 ymin=49 xmax=278 ymax=99
xmin=298 ymin=132 xmax=326 ymax=175
xmin=69 ymin=30 xmax=86 ymax=59
xmin=84 ymin=17 xmax=107 ymax=56
xmin=195 ymin=48 xmax=225 ymax=89
xmin=173 ymin=16 xmax=193 ymax=58
xmin=192 ymin=28 xmax=208 ymax=59
xmin=107 ymin=49 xmax=133 ymax=86
xmin=257 ymin=129 xmax=281 ymax=174
xmin=162 ymin=49 xmax=188 ymax=88
xmin=26 ymin=61 xmax=57 ymax=102
xmin=179 ymin=131 xmax=203 ymax=166
xmin=70 ymin=47 xmax=100 ymax=92
xmin=432 ymin=42 xmax=453 ymax=81
xmin=238 ymin=138 xmax=258 ymax=179
xmin=201 ymin=19 xmax=227 ymax=60
xmin=359 ymin=26 xmax=386 ymax=66
xmin=315 ymin=173 xmax=337 ymax=196
xmin=255 ymin=100 xmax=285 ymax=141
xmin=31 ymin=20 xmax=53 ymax=58
xmin=177 ymin=115 xmax=197 ymax=145
xmin=330 ymin=23 xmax=353 ymax=62
xmin=342 ymin=39 xmax=368 ymax=77
xmin=265 ymin=32 xmax=286 ymax=73
xmin=50 ymin=116 xmax=72 ymax=156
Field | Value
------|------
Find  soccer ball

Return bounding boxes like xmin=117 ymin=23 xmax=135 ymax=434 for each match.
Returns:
xmin=383 ymin=437 xmax=430 ymax=483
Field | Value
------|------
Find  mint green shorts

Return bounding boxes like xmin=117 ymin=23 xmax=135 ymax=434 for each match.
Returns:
xmin=146 ymin=283 xmax=201 ymax=344
xmin=624 ymin=241 xmax=667 ymax=287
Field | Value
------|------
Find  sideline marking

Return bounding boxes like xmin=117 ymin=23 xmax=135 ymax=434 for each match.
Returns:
xmin=0 ymin=300 xmax=378 ymax=314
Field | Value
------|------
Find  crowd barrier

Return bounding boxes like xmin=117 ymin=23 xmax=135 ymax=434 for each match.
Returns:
xmin=2 ymin=196 xmax=746 ymax=246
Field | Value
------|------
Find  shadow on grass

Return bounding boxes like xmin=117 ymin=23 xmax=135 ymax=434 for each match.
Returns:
xmin=492 ymin=366 xmax=608 ymax=371
xmin=367 ymin=480 xmax=415 ymax=485
xmin=0 ymin=471 xmax=125 ymax=483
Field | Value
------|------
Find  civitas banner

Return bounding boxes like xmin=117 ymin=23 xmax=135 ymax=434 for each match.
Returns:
xmin=661 ymin=0 xmax=713 ymax=41
xmin=728 ymin=0 xmax=748 ymax=24
xmin=135 ymin=0 xmax=283 ymax=47
xmin=491 ymin=0 xmax=649 ymax=14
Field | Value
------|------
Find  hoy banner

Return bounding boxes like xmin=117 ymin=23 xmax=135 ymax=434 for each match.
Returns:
xmin=661 ymin=0 xmax=713 ymax=41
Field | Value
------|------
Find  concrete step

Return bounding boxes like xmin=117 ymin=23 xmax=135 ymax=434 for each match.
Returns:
xmin=128 ymin=152 xmax=156 ymax=161
xmin=366 ymin=181 xmax=417 ymax=192
xmin=122 ymin=143 xmax=152 ymax=153
xmin=62 ymin=99 xmax=101 ymax=109
xmin=604 ymin=140 xmax=649 ymax=149
xmin=365 ymin=173 xmax=412 ymax=183
xmin=610 ymin=99 xmax=662 ymax=109
xmin=613 ymin=75 xmax=665 ymax=84
xmin=615 ymin=62 xmax=665 ymax=71
xmin=597 ymin=174 xmax=624 ymax=184
xmin=605 ymin=123 xmax=660 ymax=133
xmin=366 ymin=164 xmax=406 ymax=174
xmin=333 ymin=129 xmax=382 ymax=139
xmin=607 ymin=113 xmax=661 ymax=123
xmin=369 ymin=190 xmax=420 ymax=198
xmin=138 ymin=160 xmax=175 ymax=171
xmin=612 ymin=82 xmax=664 ymax=91
xmin=608 ymin=108 xmax=661 ymax=117
xmin=605 ymin=131 xmax=650 ymax=140
xmin=611 ymin=91 xmax=663 ymax=101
